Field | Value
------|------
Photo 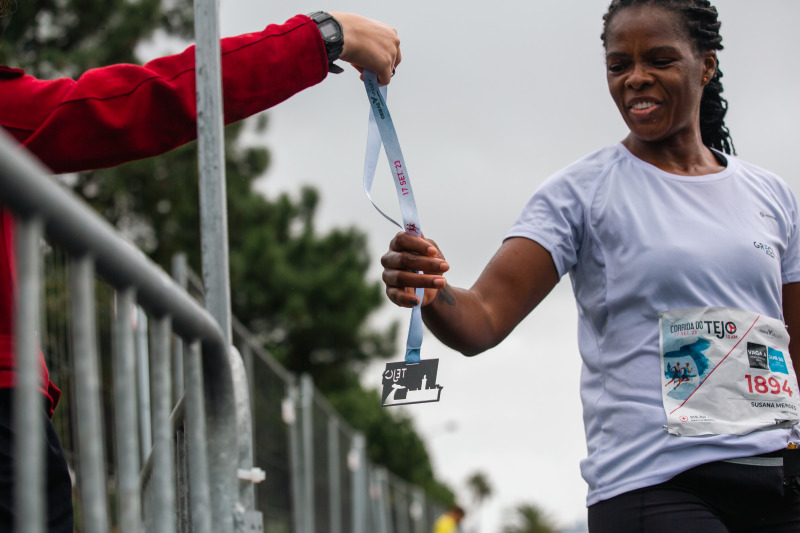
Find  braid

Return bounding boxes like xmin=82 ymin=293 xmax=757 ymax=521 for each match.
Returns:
xmin=601 ymin=0 xmax=735 ymax=154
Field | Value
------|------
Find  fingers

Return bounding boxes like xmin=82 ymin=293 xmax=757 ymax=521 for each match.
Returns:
xmin=382 ymin=270 xmax=447 ymax=308
xmin=384 ymin=278 xmax=444 ymax=307
xmin=385 ymin=287 xmax=419 ymax=308
xmin=384 ymin=232 xmax=448 ymax=270
xmin=332 ymin=12 xmax=401 ymax=85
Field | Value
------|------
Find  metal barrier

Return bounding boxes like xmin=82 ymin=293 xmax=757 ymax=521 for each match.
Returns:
xmin=0 ymin=127 xmax=250 ymax=532
xmin=1 ymin=125 xmax=448 ymax=533
xmin=223 ymin=271 xmax=448 ymax=533
xmin=229 ymin=330 xmax=448 ymax=533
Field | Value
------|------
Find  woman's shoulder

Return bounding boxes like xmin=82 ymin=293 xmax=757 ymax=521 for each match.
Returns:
xmin=731 ymin=154 xmax=783 ymax=180
xmin=538 ymin=144 xmax=625 ymax=196
xmin=729 ymin=154 xmax=796 ymax=198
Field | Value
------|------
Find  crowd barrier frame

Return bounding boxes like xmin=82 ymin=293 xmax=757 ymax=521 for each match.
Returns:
xmin=0 ymin=128 xmax=249 ymax=532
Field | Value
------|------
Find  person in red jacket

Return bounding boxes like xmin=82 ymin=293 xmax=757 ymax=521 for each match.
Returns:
xmin=0 ymin=8 xmax=401 ymax=531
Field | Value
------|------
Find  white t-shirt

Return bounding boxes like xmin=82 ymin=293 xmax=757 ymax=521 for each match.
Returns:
xmin=506 ymin=143 xmax=800 ymax=506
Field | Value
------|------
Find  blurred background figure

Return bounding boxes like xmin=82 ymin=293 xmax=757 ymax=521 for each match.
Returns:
xmin=432 ymin=505 xmax=466 ymax=533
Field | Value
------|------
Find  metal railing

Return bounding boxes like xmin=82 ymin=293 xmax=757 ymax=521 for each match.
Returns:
xmin=0 ymin=127 xmax=249 ymax=532
xmin=203 ymin=268 xmax=449 ymax=533
xmin=1 ymin=125 xmax=447 ymax=532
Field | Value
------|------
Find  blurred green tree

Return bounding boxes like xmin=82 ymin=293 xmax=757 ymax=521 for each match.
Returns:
xmin=0 ymin=0 xmax=193 ymax=77
xmin=328 ymin=384 xmax=455 ymax=505
xmin=466 ymin=470 xmax=492 ymax=507
xmin=501 ymin=503 xmax=558 ymax=533
xmin=465 ymin=470 xmax=493 ymax=531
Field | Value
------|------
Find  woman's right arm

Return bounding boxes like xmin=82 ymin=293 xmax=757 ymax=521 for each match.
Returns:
xmin=381 ymin=232 xmax=560 ymax=356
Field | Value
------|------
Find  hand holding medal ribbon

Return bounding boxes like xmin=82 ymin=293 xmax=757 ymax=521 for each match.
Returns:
xmin=361 ymin=70 xmax=443 ymax=407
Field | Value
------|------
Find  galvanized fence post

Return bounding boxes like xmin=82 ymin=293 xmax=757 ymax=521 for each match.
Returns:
xmin=241 ymin=341 xmax=255 ymax=428
xmin=410 ymin=487 xmax=426 ymax=533
xmin=350 ymin=433 xmax=368 ymax=533
xmin=286 ymin=379 xmax=305 ymax=533
xmin=372 ymin=468 xmax=391 ymax=533
xmin=13 ymin=216 xmax=45 ymax=533
xmin=112 ymin=287 xmax=143 ymax=533
xmin=300 ymin=374 xmax=315 ymax=533
xmin=136 ymin=306 xmax=152 ymax=462
xmin=230 ymin=345 xmax=259 ymax=530
xmin=171 ymin=253 xmax=186 ymax=402
xmin=394 ymin=478 xmax=411 ymax=533
xmin=174 ymin=405 xmax=191 ymax=533
xmin=192 ymin=0 xmax=262 ymax=527
xmin=193 ymin=0 xmax=232 ymax=345
xmin=328 ymin=417 xmax=342 ymax=533
xmin=149 ymin=315 xmax=177 ymax=533
xmin=184 ymin=340 xmax=212 ymax=533
xmin=70 ymin=255 xmax=110 ymax=533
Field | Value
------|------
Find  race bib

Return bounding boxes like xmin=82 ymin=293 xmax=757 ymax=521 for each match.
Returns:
xmin=659 ymin=306 xmax=800 ymax=437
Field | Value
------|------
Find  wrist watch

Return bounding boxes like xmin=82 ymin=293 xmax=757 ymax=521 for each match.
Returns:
xmin=308 ymin=11 xmax=344 ymax=74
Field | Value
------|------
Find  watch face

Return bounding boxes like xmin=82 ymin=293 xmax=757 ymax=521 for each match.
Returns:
xmin=318 ymin=19 xmax=341 ymax=42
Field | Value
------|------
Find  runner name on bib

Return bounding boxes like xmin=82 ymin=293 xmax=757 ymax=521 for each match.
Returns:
xmin=659 ymin=306 xmax=800 ymax=437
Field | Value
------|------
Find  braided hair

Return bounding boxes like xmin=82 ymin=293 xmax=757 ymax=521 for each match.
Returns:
xmin=601 ymin=0 xmax=735 ymax=155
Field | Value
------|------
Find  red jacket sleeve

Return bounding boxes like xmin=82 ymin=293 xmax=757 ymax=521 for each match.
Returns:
xmin=1 ymin=14 xmax=329 ymax=173
xmin=0 ymin=14 xmax=328 ymax=415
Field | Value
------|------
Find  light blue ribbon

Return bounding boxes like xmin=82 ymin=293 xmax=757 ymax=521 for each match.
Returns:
xmin=362 ymin=70 xmax=423 ymax=365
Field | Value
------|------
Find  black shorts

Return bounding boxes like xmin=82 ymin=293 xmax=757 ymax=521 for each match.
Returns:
xmin=0 ymin=388 xmax=73 ymax=533
xmin=588 ymin=456 xmax=800 ymax=533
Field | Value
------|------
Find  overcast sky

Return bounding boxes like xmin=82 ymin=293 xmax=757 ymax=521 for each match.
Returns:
xmin=145 ymin=1 xmax=800 ymax=530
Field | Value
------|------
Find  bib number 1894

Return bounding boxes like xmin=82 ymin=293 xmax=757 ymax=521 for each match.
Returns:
xmin=745 ymin=375 xmax=793 ymax=397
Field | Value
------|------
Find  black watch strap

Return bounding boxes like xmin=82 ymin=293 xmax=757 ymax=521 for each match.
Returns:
xmin=308 ymin=11 xmax=344 ymax=74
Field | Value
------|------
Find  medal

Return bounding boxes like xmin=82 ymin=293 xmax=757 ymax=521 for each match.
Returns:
xmin=361 ymin=70 xmax=444 ymax=407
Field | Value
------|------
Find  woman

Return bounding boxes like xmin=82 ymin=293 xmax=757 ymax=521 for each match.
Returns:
xmin=381 ymin=1 xmax=800 ymax=531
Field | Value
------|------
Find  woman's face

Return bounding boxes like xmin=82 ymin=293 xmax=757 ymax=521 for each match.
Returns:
xmin=604 ymin=5 xmax=716 ymax=147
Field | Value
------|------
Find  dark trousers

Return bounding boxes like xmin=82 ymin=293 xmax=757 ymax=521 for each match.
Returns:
xmin=0 ymin=388 xmax=73 ymax=532
xmin=589 ymin=457 xmax=800 ymax=533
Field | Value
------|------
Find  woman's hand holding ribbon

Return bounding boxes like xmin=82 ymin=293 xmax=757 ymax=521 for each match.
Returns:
xmin=381 ymin=232 xmax=449 ymax=308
